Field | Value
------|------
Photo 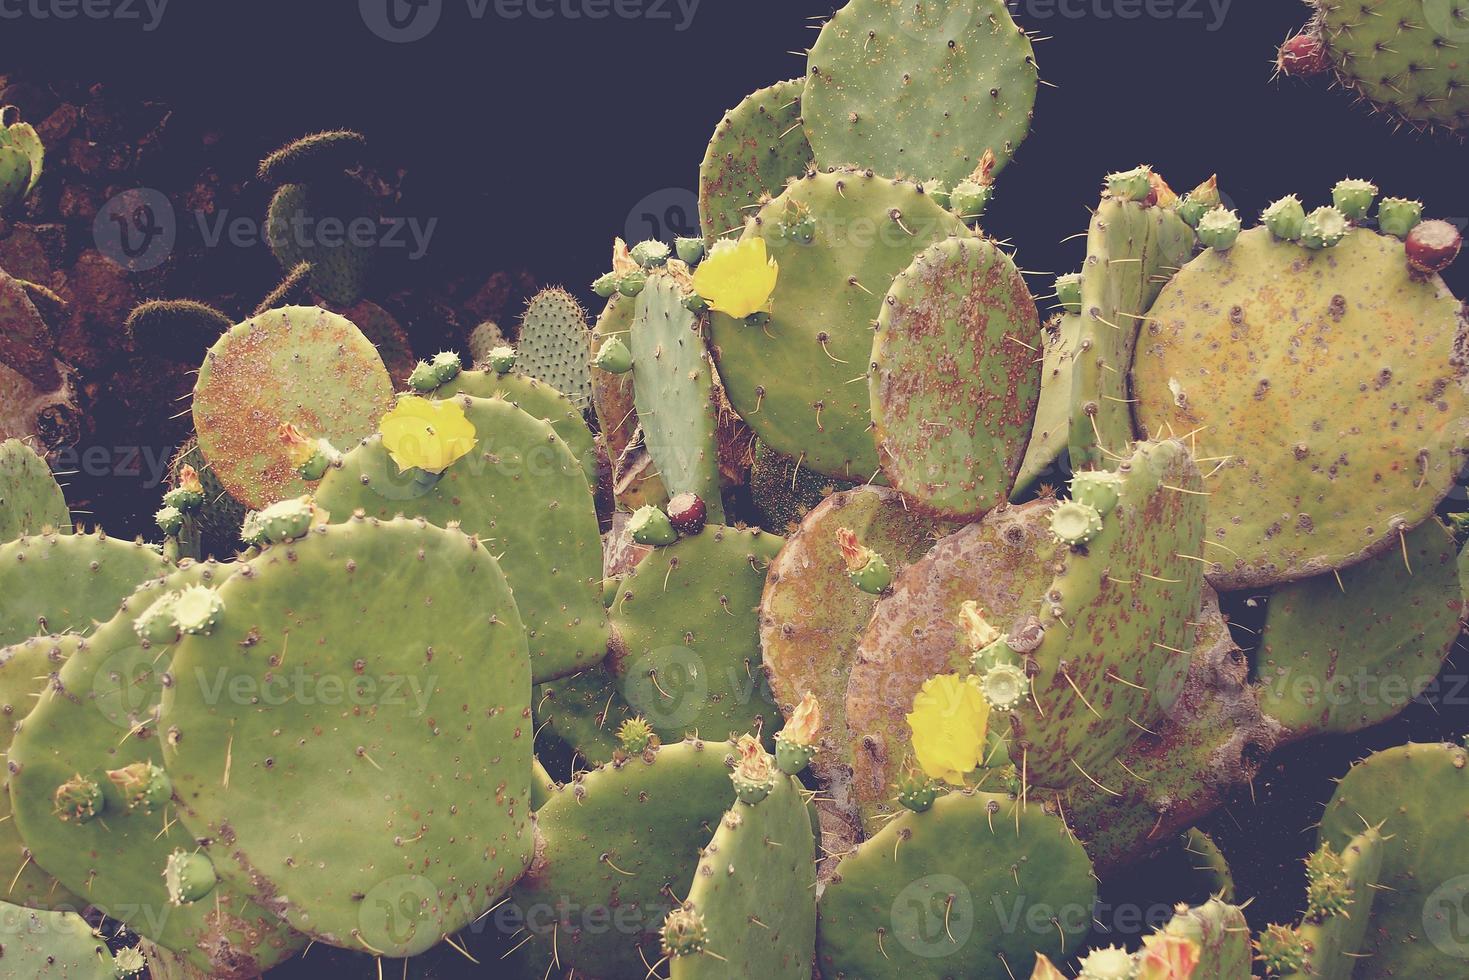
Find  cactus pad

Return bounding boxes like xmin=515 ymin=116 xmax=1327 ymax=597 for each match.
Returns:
xmin=870 ymin=235 xmax=1042 ymax=518
xmin=1133 ymin=227 xmax=1469 ymax=589
xmin=698 ymin=78 xmax=814 ymax=243
xmin=266 ymin=182 xmax=375 ymax=306
xmin=517 ymin=287 xmax=592 ymax=407
xmin=802 ymin=0 xmax=1037 ymax=184
xmin=748 ymin=439 xmax=856 ymax=533
xmin=160 ymin=518 xmax=532 ymax=957
xmin=0 ymin=901 xmax=125 ymax=978
xmin=590 ymin=294 xmax=640 ymax=467
xmin=1278 ymin=828 xmax=1385 ymax=980
xmin=192 ymin=306 xmax=393 ymax=509
xmin=0 ymin=532 xmax=167 ymax=647
xmin=709 ymin=170 xmax=972 ymax=480
xmin=0 ymin=438 xmax=69 ymax=540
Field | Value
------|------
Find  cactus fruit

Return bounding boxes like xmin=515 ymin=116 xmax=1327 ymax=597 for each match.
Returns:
xmin=159 ymin=518 xmax=532 ymax=957
xmin=1406 ymin=218 xmax=1464 ymax=274
xmin=1377 ymin=196 xmax=1424 ymax=238
xmin=1332 ymin=178 xmax=1379 ymax=221
xmin=52 ymin=774 xmax=103 ymax=823
xmin=1300 ymin=206 xmax=1349 ymax=249
xmin=628 ymin=503 xmax=678 ymax=546
xmin=592 ymin=335 xmax=632 ymax=373
xmin=105 ymin=761 xmax=171 ymax=815
xmin=729 ymin=734 xmax=781 ymax=804
xmin=0 ymin=531 xmax=167 ymax=647
xmin=1133 ymin=224 xmax=1469 ymax=590
xmin=0 ymin=900 xmax=134 ymax=979
xmin=709 ymin=170 xmax=972 ymax=480
xmin=631 ymin=240 xmax=671 ymax=268
xmin=667 ymin=492 xmax=707 ymax=536
xmin=163 ymin=850 xmax=217 ymax=907
xmin=1048 ymin=499 xmax=1104 ymax=546
xmin=1256 ymin=518 xmax=1461 ymax=739
xmin=1262 ymin=195 xmax=1307 ymax=241
xmin=836 ymin=527 xmax=894 ymax=594
xmin=1196 ymin=208 xmax=1242 ymax=250
xmin=516 ymin=287 xmax=593 ymax=407
xmin=0 ymin=438 xmax=69 ymax=541
xmin=266 ymin=181 xmax=377 ymax=306
xmin=257 ymin=130 xmax=367 ymax=185
xmin=192 ymin=306 xmax=393 ymax=509
xmin=817 ymin=792 xmax=1095 ymax=978
xmin=802 ymin=0 xmax=1037 ymax=185
xmin=0 ymin=109 xmax=40 ymax=213
xmin=698 ymin=79 xmax=814 ymax=243
xmin=869 ymin=236 xmax=1042 ymax=519
xmin=1107 ymin=166 xmax=1154 ymax=202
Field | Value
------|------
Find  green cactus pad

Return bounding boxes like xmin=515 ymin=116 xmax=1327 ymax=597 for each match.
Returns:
xmin=0 ymin=145 xmax=30 ymax=213
xmin=698 ymin=78 xmax=814 ymax=243
xmin=266 ymin=182 xmax=375 ymax=306
xmin=0 ymin=532 xmax=167 ymax=647
xmin=630 ymin=275 xmax=725 ymax=523
xmin=871 ymin=236 xmax=1042 ymax=518
xmin=0 ymin=635 xmax=83 ymax=910
xmin=160 ymin=518 xmax=532 ymax=957
xmin=1014 ymin=311 xmax=1083 ymax=495
xmin=0 ymin=439 xmax=69 ymax=540
xmin=1257 ymin=518 xmax=1461 ymax=739
xmin=817 ymin=792 xmax=1095 ymax=979
xmin=760 ymin=487 xmax=951 ymax=823
xmin=316 ymin=394 xmax=607 ymax=684
xmin=192 ymin=306 xmax=393 ymax=509
xmin=670 ymin=772 xmax=816 ymax=979
xmin=508 ymin=739 xmax=735 ymax=978
xmin=845 ymin=501 xmax=1060 ymax=821
xmin=1279 ymin=828 xmax=1385 ymax=980
xmin=533 ymin=663 xmax=637 ymax=769
xmin=0 ymin=901 xmax=123 ymax=978
xmin=517 ymin=287 xmax=592 ymax=407
xmin=7 ymin=561 xmax=306 ymax=977
xmin=1068 ymin=196 xmax=1195 ymax=473
xmin=1319 ymin=741 xmax=1469 ymax=979
xmin=802 ymin=0 xmax=1037 ymax=184
xmin=590 ymin=294 xmax=640 ymax=467
xmin=709 ymin=170 xmax=972 ymax=480
xmin=1133 ymin=227 xmax=1469 ymax=590
xmin=609 ymin=526 xmax=783 ymax=747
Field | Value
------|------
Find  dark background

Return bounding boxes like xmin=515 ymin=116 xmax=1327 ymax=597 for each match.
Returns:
xmin=5 ymin=1 xmax=1469 ymax=977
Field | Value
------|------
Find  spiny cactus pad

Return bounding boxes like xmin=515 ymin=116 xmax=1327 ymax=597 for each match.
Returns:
xmin=870 ymin=235 xmax=1041 ymax=518
xmin=266 ymin=182 xmax=376 ymax=306
xmin=192 ymin=306 xmax=393 ymax=509
xmin=0 ymin=438 xmax=69 ymax=541
xmin=507 ymin=739 xmax=735 ymax=978
xmin=609 ymin=526 xmax=783 ymax=747
xmin=817 ymin=792 xmax=1095 ymax=979
xmin=748 ymin=439 xmax=856 ymax=533
xmin=698 ymin=78 xmax=814 ymax=243
xmin=802 ymin=0 xmax=1037 ymax=184
xmin=0 ymin=532 xmax=167 ymax=646
xmin=1133 ymin=227 xmax=1469 ymax=590
xmin=0 ymin=900 xmax=125 ymax=978
xmin=316 ymin=394 xmax=608 ymax=683
xmin=709 ymin=170 xmax=972 ymax=480
xmin=1278 ymin=828 xmax=1385 ymax=980
xmin=160 ymin=518 xmax=533 ymax=957
xmin=517 ymin=287 xmax=592 ymax=407
xmin=1256 ymin=517 xmax=1462 ymax=739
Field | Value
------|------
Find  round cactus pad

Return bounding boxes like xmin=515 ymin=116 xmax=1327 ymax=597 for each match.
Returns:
xmin=803 ymin=0 xmax=1037 ymax=184
xmin=709 ymin=170 xmax=972 ymax=480
xmin=192 ymin=306 xmax=393 ymax=509
xmin=0 ymin=438 xmax=69 ymax=540
xmin=871 ymin=236 xmax=1041 ymax=518
xmin=1133 ymin=228 xmax=1469 ymax=590
xmin=160 ymin=518 xmax=533 ymax=957
xmin=698 ymin=78 xmax=814 ymax=243
xmin=0 ymin=532 xmax=167 ymax=646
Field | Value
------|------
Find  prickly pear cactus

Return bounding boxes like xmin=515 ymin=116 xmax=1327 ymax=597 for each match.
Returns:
xmin=508 ymin=739 xmax=735 ymax=978
xmin=167 ymin=439 xmax=248 ymax=555
xmin=1257 ymin=517 xmax=1462 ymax=739
xmin=517 ymin=287 xmax=592 ymax=407
xmin=1145 ymin=898 xmax=1253 ymax=979
xmin=266 ymin=182 xmax=376 ymax=306
xmin=0 ymin=438 xmax=69 ymax=541
xmin=870 ymin=235 xmax=1042 ymax=518
xmin=1262 ymin=828 xmax=1385 ymax=980
xmin=0 ymin=900 xmax=126 ymax=978
xmin=698 ymin=78 xmax=814 ymax=243
xmin=1133 ymin=226 xmax=1469 ymax=589
xmin=192 ymin=306 xmax=393 ymax=509
xmin=160 ymin=517 xmax=533 ymax=957
xmin=817 ymin=792 xmax=1095 ymax=979
xmin=0 ymin=532 xmax=167 ymax=646
xmin=709 ymin=170 xmax=972 ymax=480
xmin=257 ymin=129 xmax=366 ymax=185
xmin=609 ymin=526 xmax=783 ymax=747
xmin=316 ymin=393 xmax=607 ymax=683
xmin=802 ymin=0 xmax=1038 ymax=184
xmin=1015 ymin=308 xmax=1083 ymax=495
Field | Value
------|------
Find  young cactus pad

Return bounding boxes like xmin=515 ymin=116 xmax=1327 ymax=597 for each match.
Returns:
xmin=0 ymin=900 xmax=130 ymax=979
xmin=870 ymin=236 xmax=1042 ymax=519
xmin=1274 ymin=828 xmax=1385 ymax=980
xmin=1132 ymin=226 xmax=1469 ymax=590
xmin=698 ymin=78 xmax=814 ymax=244
xmin=265 ymin=181 xmax=376 ymax=306
xmin=191 ymin=306 xmax=393 ymax=509
xmin=0 ymin=532 xmax=167 ymax=647
xmin=0 ymin=438 xmax=70 ymax=541
xmin=159 ymin=518 xmax=533 ymax=957
xmin=802 ymin=0 xmax=1037 ymax=185
xmin=516 ymin=286 xmax=593 ymax=407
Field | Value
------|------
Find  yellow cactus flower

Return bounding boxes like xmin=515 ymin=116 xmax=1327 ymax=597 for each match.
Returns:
xmin=692 ymin=238 xmax=779 ymax=319
xmin=277 ymin=422 xmax=315 ymax=469
xmin=785 ymin=692 xmax=822 ymax=747
xmin=906 ymin=673 xmax=990 ymax=786
xmin=177 ymin=464 xmax=203 ymax=496
xmin=959 ymin=600 xmax=1002 ymax=650
xmin=1139 ymin=933 xmax=1201 ymax=980
xmin=734 ymin=733 xmax=774 ymax=783
xmin=380 ymin=396 xmax=478 ymax=475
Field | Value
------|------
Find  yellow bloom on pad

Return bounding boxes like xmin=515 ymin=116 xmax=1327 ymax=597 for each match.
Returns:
xmin=906 ymin=673 xmax=990 ymax=786
xmin=784 ymin=692 xmax=822 ymax=747
xmin=380 ymin=396 xmax=478 ymax=475
xmin=693 ymin=238 xmax=779 ymax=319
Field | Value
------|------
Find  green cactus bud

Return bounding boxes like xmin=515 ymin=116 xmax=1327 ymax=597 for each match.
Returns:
xmin=772 ymin=197 xmax=818 ymax=244
xmin=592 ymin=271 xmax=621 ymax=298
xmin=296 ymin=439 xmax=341 ymax=482
xmin=1050 ymin=500 xmax=1104 ymax=547
xmin=630 ymin=240 xmax=671 ymax=269
xmin=1301 ymin=206 xmax=1349 ymax=250
xmin=684 ymin=292 xmax=709 ymax=313
xmin=163 ymin=849 xmax=218 ymax=906
xmin=1176 ymin=196 xmax=1209 ymax=228
xmin=949 ymin=179 xmax=992 ymax=222
xmin=592 ymin=337 xmax=633 ymax=375
xmin=618 ymin=269 xmax=647 ymax=297
xmin=616 ymin=716 xmax=656 ymax=754
xmin=113 ymin=946 xmax=146 ymax=978
xmin=407 ymin=360 xmax=440 ymax=392
xmin=154 ymin=505 xmax=184 ymax=536
xmin=106 ymin=762 xmax=172 ymax=815
xmin=895 ymin=773 xmax=939 ymax=813
xmin=53 ymin=774 xmax=103 ymax=824
xmin=978 ymin=663 xmax=1029 ymax=712
xmin=172 ymin=585 xmax=224 ymax=636
xmin=1196 ymin=208 xmax=1242 ymax=250
xmin=1106 ymin=166 xmax=1153 ymax=202
xmin=430 ymin=351 xmax=462 ymax=385
xmin=922 ymin=179 xmax=952 ymax=209
xmin=1055 ymin=272 xmax=1082 ymax=314
xmin=1332 ymin=178 xmax=1379 ymax=221
xmin=133 ymin=593 xmax=181 ymax=645
xmin=775 ymin=732 xmax=818 ymax=776
xmin=1255 ymin=923 xmax=1308 ymax=974
xmin=1069 ymin=470 xmax=1123 ymax=516
xmin=1262 ymin=195 xmax=1307 ymax=241
xmin=255 ymin=497 xmax=316 ymax=545
xmin=1076 ymin=945 xmax=1135 ymax=980
xmin=846 ymin=550 xmax=891 ymax=595
xmin=161 ymin=485 xmax=204 ymax=512
xmin=1305 ymin=868 xmax=1354 ymax=919
xmin=1377 ymin=197 xmax=1424 ymax=238
xmin=675 ymin=237 xmax=706 ymax=265
xmin=628 ymin=505 xmax=678 ymax=546
xmin=661 ymin=905 xmax=709 ymax=958
xmin=486 ymin=345 xmax=517 ymax=375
